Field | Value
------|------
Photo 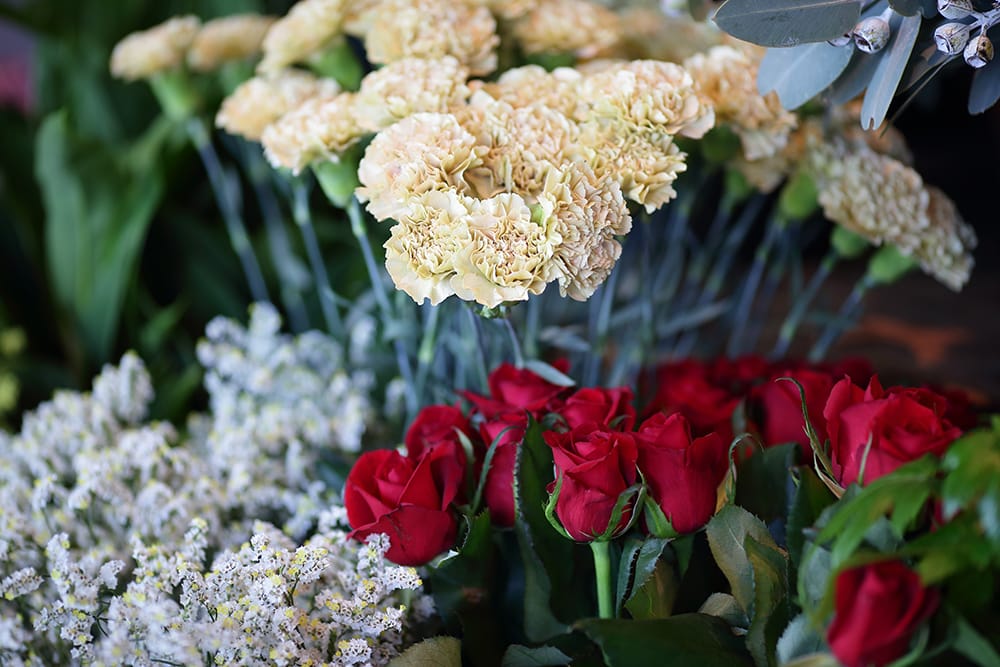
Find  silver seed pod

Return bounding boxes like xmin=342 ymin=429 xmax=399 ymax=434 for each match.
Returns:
xmin=934 ymin=22 xmax=972 ymax=54
xmin=828 ymin=32 xmax=853 ymax=47
xmin=964 ymin=32 xmax=994 ymax=67
xmin=853 ymin=16 xmax=891 ymax=53
xmin=938 ymin=0 xmax=974 ymax=19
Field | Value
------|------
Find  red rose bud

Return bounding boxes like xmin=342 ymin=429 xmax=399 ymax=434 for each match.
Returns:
xmin=344 ymin=446 xmax=464 ymax=566
xmin=643 ymin=359 xmax=741 ymax=442
xmin=404 ymin=404 xmax=476 ymax=459
xmin=544 ymin=425 xmax=639 ymax=541
xmin=560 ymin=386 xmax=636 ymax=431
xmin=823 ymin=376 xmax=962 ymax=486
xmin=749 ymin=368 xmax=835 ymax=453
xmin=827 ymin=560 xmax=939 ymax=667
xmin=636 ymin=412 xmax=728 ymax=535
xmin=480 ymin=412 xmax=527 ymax=527
xmin=465 ymin=361 xmax=570 ymax=419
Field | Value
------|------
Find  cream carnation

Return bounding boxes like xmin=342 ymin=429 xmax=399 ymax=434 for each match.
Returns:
xmin=684 ymin=46 xmax=796 ymax=161
xmin=356 ymin=112 xmax=485 ymax=220
xmin=472 ymin=65 xmax=584 ymax=118
xmin=187 ymin=14 xmax=276 ymax=71
xmin=473 ymin=0 xmax=539 ymax=20
xmin=364 ymin=0 xmax=499 ymax=76
xmin=581 ymin=59 xmax=714 ymax=139
xmin=216 ymin=70 xmax=341 ymax=141
xmin=383 ymin=189 xmax=476 ymax=304
xmin=343 ymin=0 xmax=384 ymax=35
xmin=535 ymin=164 xmax=630 ymax=300
xmin=261 ymin=93 xmax=364 ymax=173
xmin=913 ymin=187 xmax=977 ymax=291
xmin=258 ymin=0 xmax=347 ymax=73
xmin=451 ymin=192 xmax=557 ymax=307
xmin=511 ymin=0 xmax=622 ymax=59
xmin=354 ymin=56 xmax=471 ymax=132
xmin=616 ymin=8 xmax=723 ymax=62
xmin=110 ymin=16 xmax=200 ymax=81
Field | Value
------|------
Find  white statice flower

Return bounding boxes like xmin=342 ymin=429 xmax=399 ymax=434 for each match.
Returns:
xmin=110 ymin=15 xmax=201 ymax=81
xmin=216 ymin=69 xmax=342 ymax=142
xmin=354 ymin=56 xmax=471 ymax=132
xmin=187 ymin=13 xmax=276 ymax=72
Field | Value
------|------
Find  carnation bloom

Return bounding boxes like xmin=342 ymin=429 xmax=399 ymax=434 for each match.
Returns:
xmin=913 ymin=187 xmax=977 ymax=291
xmin=186 ymin=14 xmax=276 ymax=72
xmin=684 ymin=45 xmax=797 ymax=161
xmin=581 ymin=60 xmax=714 ymax=139
xmin=511 ymin=0 xmax=622 ymax=59
xmin=354 ymin=56 xmax=471 ymax=132
xmin=258 ymin=0 xmax=347 ymax=73
xmin=616 ymin=8 xmax=723 ymax=62
xmin=357 ymin=112 xmax=485 ymax=220
xmin=261 ymin=93 xmax=364 ymax=173
xmin=471 ymin=65 xmax=584 ymax=119
xmin=364 ymin=0 xmax=499 ymax=76
xmin=110 ymin=16 xmax=200 ymax=81
xmin=215 ymin=70 xmax=341 ymax=141
xmin=451 ymin=192 xmax=557 ymax=307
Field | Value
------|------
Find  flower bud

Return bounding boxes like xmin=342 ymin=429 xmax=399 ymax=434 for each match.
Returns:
xmin=934 ymin=22 xmax=972 ymax=55
xmin=853 ymin=16 xmax=891 ymax=53
xmin=938 ymin=0 xmax=974 ymax=19
xmin=964 ymin=32 xmax=994 ymax=68
xmin=828 ymin=32 xmax=853 ymax=47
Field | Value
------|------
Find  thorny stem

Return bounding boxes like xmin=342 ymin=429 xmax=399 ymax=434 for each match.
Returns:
xmin=185 ymin=118 xmax=269 ymax=304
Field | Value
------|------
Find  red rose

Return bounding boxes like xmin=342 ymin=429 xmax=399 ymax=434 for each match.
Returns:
xmin=544 ymin=425 xmax=639 ymax=541
xmin=823 ymin=376 xmax=962 ymax=486
xmin=636 ymin=412 xmax=728 ymax=535
xmin=560 ymin=387 xmax=636 ymax=431
xmin=344 ymin=445 xmax=464 ymax=566
xmin=827 ymin=560 xmax=939 ymax=667
xmin=465 ymin=362 xmax=569 ymax=419
xmin=480 ymin=412 xmax=527 ymax=528
xmin=643 ymin=360 xmax=741 ymax=442
xmin=404 ymin=404 xmax=476 ymax=458
xmin=708 ymin=355 xmax=770 ymax=394
xmin=749 ymin=368 xmax=835 ymax=452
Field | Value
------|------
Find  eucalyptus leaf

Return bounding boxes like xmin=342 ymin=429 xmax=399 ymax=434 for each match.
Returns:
xmin=827 ymin=50 xmax=884 ymax=106
xmin=969 ymin=51 xmax=1000 ymax=114
xmin=714 ymin=0 xmax=861 ymax=47
xmin=759 ymin=41 xmax=854 ymax=110
xmin=887 ymin=0 xmax=923 ymax=15
xmin=860 ymin=13 xmax=921 ymax=129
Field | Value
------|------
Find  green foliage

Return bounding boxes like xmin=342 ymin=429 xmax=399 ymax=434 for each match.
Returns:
xmin=388 ymin=637 xmax=463 ymax=667
xmin=860 ymin=13 xmax=920 ymax=130
xmin=501 ymin=645 xmax=572 ymax=667
xmin=713 ymin=0 xmax=861 ymax=48
xmin=577 ymin=615 xmax=754 ymax=666
xmin=706 ymin=505 xmax=781 ymax=614
xmin=758 ymin=42 xmax=854 ymax=110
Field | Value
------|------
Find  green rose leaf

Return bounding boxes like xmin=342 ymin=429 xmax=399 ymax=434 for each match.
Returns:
xmin=714 ymin=0 xmax=861 ymax=48
xmin=616 ymin=536 xmax=670 ymax=614
xmin=388 ymin=637 xmax=462 ymax=667
xmin=758 ymin=41 xmax=854 ymax=110
xmin=776 ymin=614 xmax=828 ymax=663
xmin=745 ymin=535 xmax=790 ymax=667
xmin=501 ymin=644 xmax=572 ymax=667
xmin=735 ymin=443 xmax=798 ymax=523
xmin=706 ymin=504 xmax=779 ymax=613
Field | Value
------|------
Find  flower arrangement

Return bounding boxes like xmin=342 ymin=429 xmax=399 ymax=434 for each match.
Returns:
xmin=0 ymin=0 xmax=996 ymax=665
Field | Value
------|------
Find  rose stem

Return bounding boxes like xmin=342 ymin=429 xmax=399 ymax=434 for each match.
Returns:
xmin=590 ymin=540 xmax=614 ymax=620
xmin=771 ymin=249 xmax=838 ymax=359
xmin=291 ymin=180 xmax=344 ymax=337
xmin=185 ymin=117 xmax=269 ymax=303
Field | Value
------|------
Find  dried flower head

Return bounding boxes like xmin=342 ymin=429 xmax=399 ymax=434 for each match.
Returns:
xmin=258 ymin=0 xmax=347 ymax=73
xmin=451 ymin=192 xmax=557 ymax=307
xmin=511 ymin=0 xmax=622 ymax=59
xmin=110 ymin=16 xmax=200 ymax=81
xmin=914 ymin=187 xmax=977 ymax=290
xmin=261 ymin=92 xmax=364 ymax=173
xmin=684 ymin=45 xmax=797 ymax=160
xmin=216 ymin=69 xmax=341 ymax=141
xmin=581 ymin=59 xmax=714 ymax=139
xmin=354 ymin=56 xmax=471 ymax=132
xmin=357 ymin=112 xmax=486 ymax=220
xmin=383 ymin=189 xmax=476 ymax=304
xmin=364 ymin=0 xmax=499 ymax=76
xmin=187 ymin=13 xmax=276 ymax=71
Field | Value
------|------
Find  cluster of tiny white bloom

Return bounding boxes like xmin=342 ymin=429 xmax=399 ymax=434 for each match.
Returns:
xmin=0 ymin=310 xmax=428 ymax=665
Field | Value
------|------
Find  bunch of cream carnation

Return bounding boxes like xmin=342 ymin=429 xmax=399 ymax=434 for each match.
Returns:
xmin=216 ymin=69 xmax=341 ymax=142
xmin=510 ymin=0 xmax=622 ymax=59
xmin=110 ymin=15 xmax=200 ymax=81
xmin=187 ymin=13 xmax=276 ymax=72
xmin=258 ymin=0 xmax=348 ymax=73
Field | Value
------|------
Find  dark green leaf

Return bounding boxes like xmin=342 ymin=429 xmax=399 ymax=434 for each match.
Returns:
xmin=714 ymin=0 xmax=861 ymax=47
xmin=952 ymin=615 xmax=1000 ymax=667
xmin=787 ymin=468 xmax=836 ymax=568
xmin=759 ymin=41 xmax=854 ymax=109
xmin=735 ymin=443 xmax=798 ymax=523
xmin=745 ymin=535 xmax=790 ymax=667
xmin=776 ymin=614 xmax=827 ymax=664
xmin=624 ymin=557 xmax=678 ymax=620
xmin=430 ymin=512 xmax=495 ymax=624
xmin=616 ymin=537 xmax=669 ymax=614
xmin=699 ymin=593 xmax=749 ymax=629
xmin=388 ymin=637 xmax=462 ymax=667
xmin=501 ymin=645 xmax=572 ymax=667
xmin=577 ymin=614 xmax=754 ymax=667
xmin=706 ymin=505 xmax=778 ymax=613
xmin=860 ymin=13 xmax=921 ymax=129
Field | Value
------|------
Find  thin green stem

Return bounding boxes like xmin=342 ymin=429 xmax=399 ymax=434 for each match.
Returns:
xmin=808 ymin=273 xmax=876 ymax=362
xmin=185 ymin=118 xmax=269 ymax=303
xmin=465 ymin=306 xmax=490 ymax=392
xmin=523 ymin=295 xmax=541 ymax=360
xmin=772 ymin=250 xmax=838 ymax=359
xmin=291 ymin=182 xmax=343 ymax=336
xmin=501 ymin=316 xmax=524 ymax=369
xmin=590 ymin=540 xmax=614 ymax=620
xmin=726 ymin=214 xmax=781 ymax=357
xmin=415 ymin=303 xmax=441 ymax=399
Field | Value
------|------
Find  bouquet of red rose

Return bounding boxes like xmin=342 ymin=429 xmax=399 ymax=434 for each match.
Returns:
xmin=342 ymin=359 xmax=999 ymax=667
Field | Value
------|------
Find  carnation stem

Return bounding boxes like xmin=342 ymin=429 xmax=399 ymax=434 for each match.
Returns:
xmin=772 ymin=249 xmax=838 ymax=359
xmin=415 ymin=302 xmax=440 ymax=398
xmin=523 ymin=295 xmax=541 ymax=361
xmin=291 ymin=181 xmax=344 ymax=337
xmin=808 ymin=272 xmax=876 ymax=362
xmin=726 ymin=213 xmax=782 ymax=357
xmin=185 ymin=118 xmax=269 ymax=304
xmin=502 ymin=316 xmax=524 ymax=369
xmin=744 ymin=227 xmax=794 ymax=354
xmin=590 ymin=540 xmax=614 ymax=620
xmin=346 ymin=196 xmax=418 ymax=418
